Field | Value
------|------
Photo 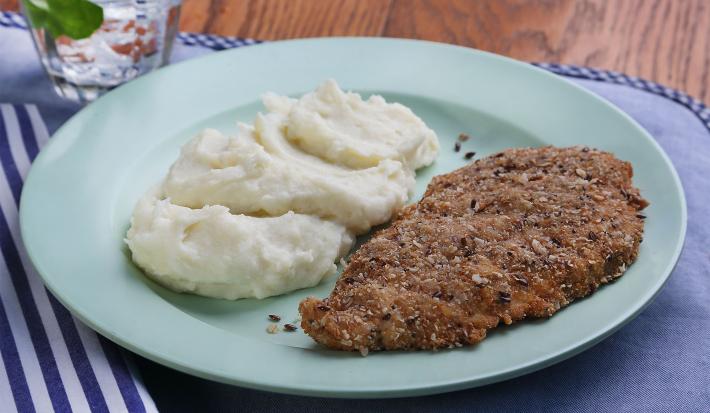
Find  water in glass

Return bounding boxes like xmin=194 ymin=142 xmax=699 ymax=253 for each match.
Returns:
xmin=24 ymin=0 xmax=181 ymax=102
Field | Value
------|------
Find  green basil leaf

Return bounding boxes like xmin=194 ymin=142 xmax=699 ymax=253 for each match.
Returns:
xmin=47 ymin=0 xmax=104 ymax=39
xmin=22 ymin=0 xmax=49 ymax=29
xmin=23 ymin=0 xmax=104 ymax=40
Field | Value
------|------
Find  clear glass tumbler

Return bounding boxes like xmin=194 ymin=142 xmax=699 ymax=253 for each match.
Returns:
xmin=22 ymin=0 xmax=182 ymax=103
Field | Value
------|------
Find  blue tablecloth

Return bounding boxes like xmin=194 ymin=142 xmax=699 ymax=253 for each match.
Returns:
xmin=1 ymin=12 xmax=708 ymax=413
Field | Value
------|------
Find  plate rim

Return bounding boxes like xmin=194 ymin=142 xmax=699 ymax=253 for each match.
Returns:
xmin=19 ymin=37 xmax=688 ymax=398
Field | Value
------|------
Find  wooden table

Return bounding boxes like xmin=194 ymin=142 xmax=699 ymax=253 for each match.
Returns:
xmin=3 ymin=0 xmax=709 ymax=104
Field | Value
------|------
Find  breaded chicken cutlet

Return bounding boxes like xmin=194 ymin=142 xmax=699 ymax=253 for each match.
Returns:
xmin=299 ymin=146 xmax=648 ymax=354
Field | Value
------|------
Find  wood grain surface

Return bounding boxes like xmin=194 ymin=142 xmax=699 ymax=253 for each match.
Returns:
xmin=383 ymin=0 xmax=710 ymax=104
xmin=2 ymin=0 xmax=709 ymax=103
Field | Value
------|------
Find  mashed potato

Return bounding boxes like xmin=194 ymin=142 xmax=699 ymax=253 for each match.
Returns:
xmin=162 ymin=123 xmax=413 ymax=234
xmin=263 ymin=79 xmax=439 ymax=170
xmin=127 ymin=190 xmax=353 ymax=299
xmin=126 ymin=80 xmax=439 ymax=300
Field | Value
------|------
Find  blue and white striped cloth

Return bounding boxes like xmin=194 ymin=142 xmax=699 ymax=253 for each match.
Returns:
xmin=0 ymin=104 xmax=157 ymax=412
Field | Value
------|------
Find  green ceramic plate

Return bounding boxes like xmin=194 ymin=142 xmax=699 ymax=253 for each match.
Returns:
xmin=20 ymin=38 xmax=686 ymax=398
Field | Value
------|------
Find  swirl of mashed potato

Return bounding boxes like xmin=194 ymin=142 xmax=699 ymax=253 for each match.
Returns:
xmin=126 ymin=189 xmax=353 ymax=300
xmin=126 ymin=80 xmax=439 ymax=300
xmin=263 ymin=80 xmax=439 ymax=170
xmin=162 ymin=123 xmax=413 ymax=235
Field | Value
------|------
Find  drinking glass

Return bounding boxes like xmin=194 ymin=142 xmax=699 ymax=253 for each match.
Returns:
xmin=22 ymin=0 xmax=182 ymax=103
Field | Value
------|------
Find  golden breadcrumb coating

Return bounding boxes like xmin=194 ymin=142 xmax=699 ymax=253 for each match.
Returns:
xmin=300 ymin=146 xmax=648 ymax=353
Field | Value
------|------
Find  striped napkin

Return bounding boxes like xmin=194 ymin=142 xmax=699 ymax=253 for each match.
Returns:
xmin=0 ymin=104 xmax=157 ymax=412
xmin=0 ymin=103 xmax=157 ymax=412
